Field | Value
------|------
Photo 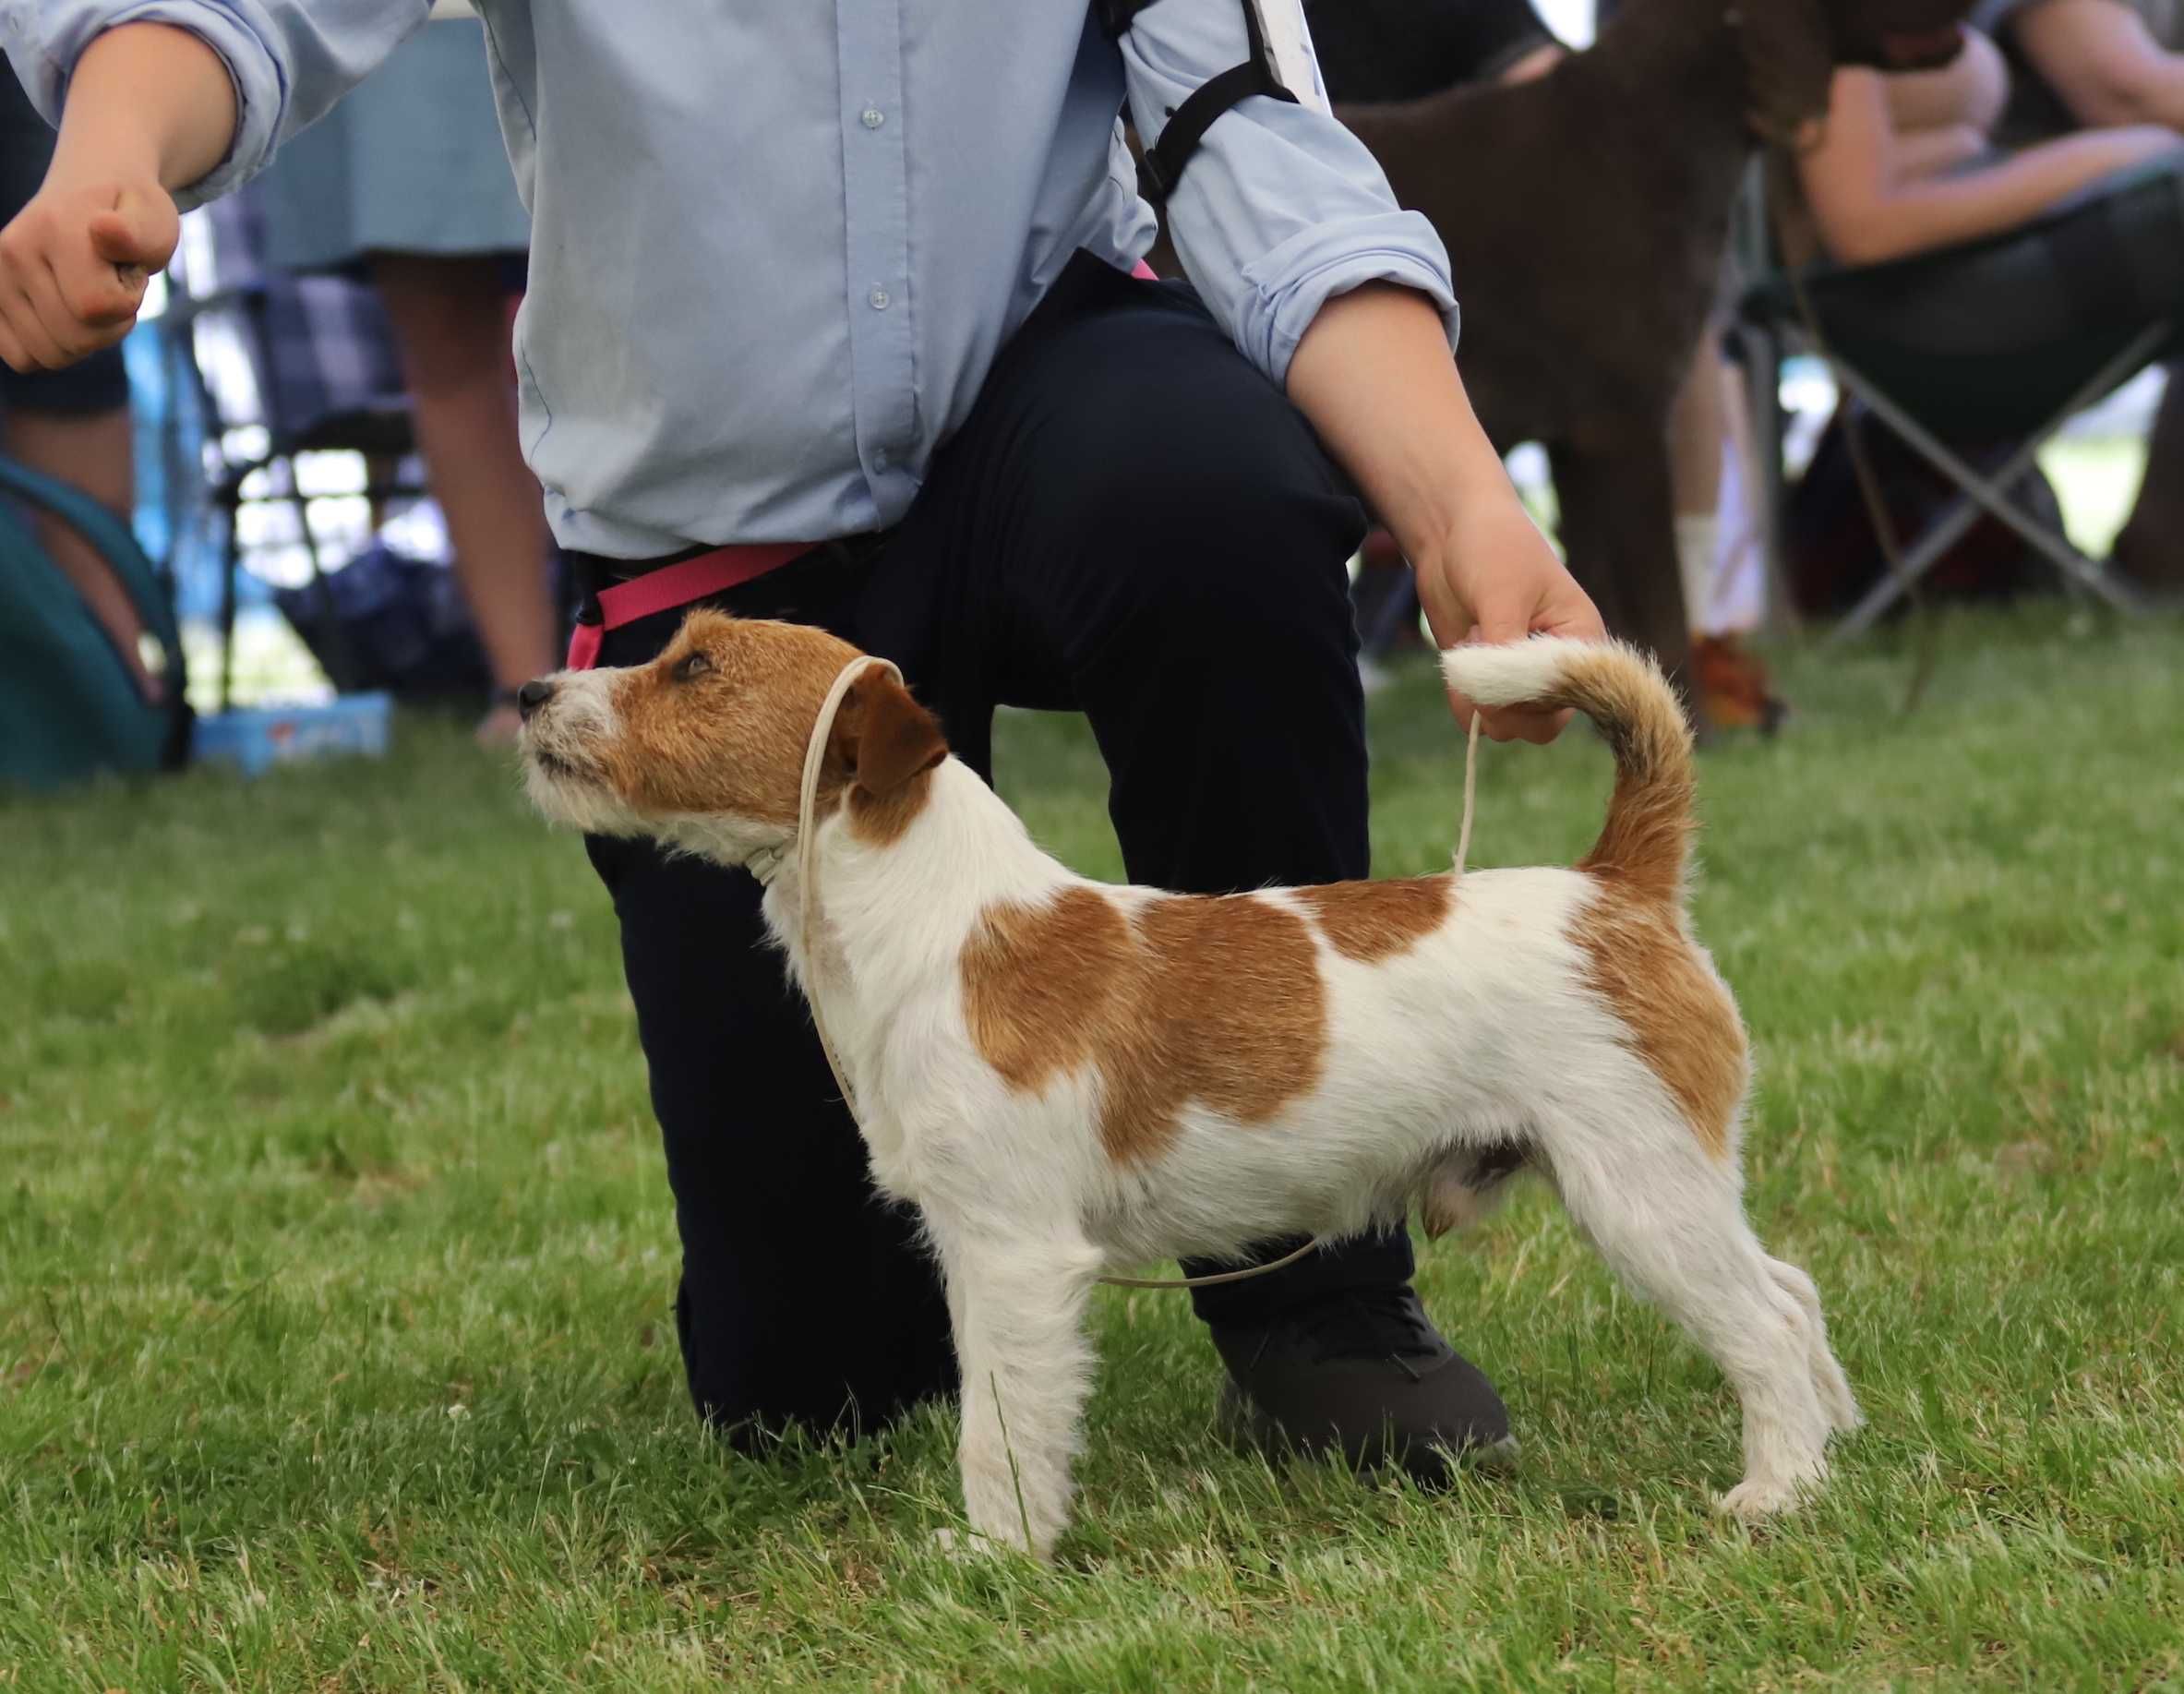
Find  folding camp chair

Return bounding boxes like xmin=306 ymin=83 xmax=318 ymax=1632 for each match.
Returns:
xmin=1731 ymin=155 xmax=2180 ymax=642
xmin=157 ymin=192 xmax=429 ymax=707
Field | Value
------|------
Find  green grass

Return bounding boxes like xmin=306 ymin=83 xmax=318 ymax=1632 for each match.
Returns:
xmin=4 ymin=609 xmax=2182 ymax=1691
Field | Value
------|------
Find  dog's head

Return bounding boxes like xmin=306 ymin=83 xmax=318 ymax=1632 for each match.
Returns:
xmin=518 ymin=608 xmax=948 ymax=865
xmin=1746 ymin=0 xmax=1977 ymax=147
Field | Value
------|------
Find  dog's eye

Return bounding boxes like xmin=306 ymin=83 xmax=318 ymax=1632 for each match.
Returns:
xmin=673 ymin=651 xmax=714 ymax=683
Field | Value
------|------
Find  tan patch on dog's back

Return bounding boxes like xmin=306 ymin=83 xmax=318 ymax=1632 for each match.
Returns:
xmin=1296 ymin=874 xmax=1453 ymax=963
xmin=962 ymin=885 xmax=1327 ymax=1165
xmin=1570 ymin=884 xmax=1746 ymax=1159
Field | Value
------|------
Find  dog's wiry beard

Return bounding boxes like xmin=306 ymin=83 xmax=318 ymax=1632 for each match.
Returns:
xmin=518 ymin=679 xmax=796 ymax=870
xmin=519 ymin=677 xmax=642 ymax=835
xmin=521 ymin=747 xmax=637 ymax=835
xmin=522 ymin=749 xmax=789 ymax=869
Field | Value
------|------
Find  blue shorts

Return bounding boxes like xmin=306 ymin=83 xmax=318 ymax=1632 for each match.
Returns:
xmin=1 ymin=64 xmax=131 ymax=417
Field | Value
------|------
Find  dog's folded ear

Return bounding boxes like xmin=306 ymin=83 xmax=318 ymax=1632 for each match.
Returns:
xmin=836 ymin=671 xmax=948 ymax=796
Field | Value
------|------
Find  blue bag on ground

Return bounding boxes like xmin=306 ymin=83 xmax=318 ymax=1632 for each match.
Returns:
xmin=274 ymin=540 xmax=491 ymax=701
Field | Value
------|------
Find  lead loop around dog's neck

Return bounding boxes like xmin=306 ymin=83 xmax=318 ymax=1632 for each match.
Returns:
xmin=773 ymin=659 xmax=1484 ymax=1296
xmin=771 ymin=654 xmax=900 ymax=1131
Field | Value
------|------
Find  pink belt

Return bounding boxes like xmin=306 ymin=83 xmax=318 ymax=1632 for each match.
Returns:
xmin=566 ymin=261 xmax=1162 ymax=671
xmin=565 ymin=542 xmax=811 ymax=669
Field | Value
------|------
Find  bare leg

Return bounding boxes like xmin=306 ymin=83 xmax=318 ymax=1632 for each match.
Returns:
xmin=1669 ymin=342 xmax=1727 ymax=524
xmin=1668 ymin=342 xmax=1785 ymax=728
xmin=371 ymin=253 xmax=554 ymax=739
xmin=4 ymin=405 xmax=160 ymax=700
xmin=1669 ymin=341 xmax=1731 ymax=632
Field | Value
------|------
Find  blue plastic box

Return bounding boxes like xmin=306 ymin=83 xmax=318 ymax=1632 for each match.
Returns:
xmin=192 ymin=693 xmax=393 ymax=777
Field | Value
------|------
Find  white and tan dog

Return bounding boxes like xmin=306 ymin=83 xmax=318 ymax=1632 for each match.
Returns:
xmin=521 ymin=609 xmax=1858 ymax=1558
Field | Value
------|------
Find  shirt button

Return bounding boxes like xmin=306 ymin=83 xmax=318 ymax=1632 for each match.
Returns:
xmin=860 ymin=107 xmax=885 ymax=129
xmin=873 ymin=449 xmax=890 ymax=470
xmin=869 ymin=286 xmax=890 ymax=310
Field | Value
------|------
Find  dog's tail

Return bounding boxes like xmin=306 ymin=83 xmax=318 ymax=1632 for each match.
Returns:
xmin=1439 ymin=637 xmax=1695 ymax=904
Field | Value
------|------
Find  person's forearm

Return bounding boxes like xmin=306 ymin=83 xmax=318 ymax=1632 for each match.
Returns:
xmin=1824 ymin=127 xmax=2175 ymax=264
xmin=2019 ymin=0 xmax=2184 ymax=131
xmin=47 ymin=24 xmax=237 ymax=196
xmin=1285 ymin=282 xmax=1519 ymax=565
xmin=1891 ymin=123 xmax=1990 ymax=182
xmin=1286 ymin=281 xmax=1603 ymax=736
xmin=2061 ymin=60 xmax=2184 ymax=128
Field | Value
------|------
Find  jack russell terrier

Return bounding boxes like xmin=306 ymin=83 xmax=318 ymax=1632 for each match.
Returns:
xmin=519 ymin=608 xmax=1858 ymax=1559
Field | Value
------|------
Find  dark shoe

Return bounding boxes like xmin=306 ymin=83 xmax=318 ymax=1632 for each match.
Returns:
xmin=1209 ymin=1284 xmax=1510 ymax=1484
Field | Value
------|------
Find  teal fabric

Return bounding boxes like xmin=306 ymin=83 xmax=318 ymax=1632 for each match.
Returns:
xmin=0 ymin=456 xmax=186 ymax=789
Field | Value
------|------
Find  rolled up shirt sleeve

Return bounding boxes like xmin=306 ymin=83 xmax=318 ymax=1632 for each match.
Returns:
xmin=1116 ymin=0 xmax=1460 ymax=386
xmin=2 ymin=0 xmax=427 ymax=207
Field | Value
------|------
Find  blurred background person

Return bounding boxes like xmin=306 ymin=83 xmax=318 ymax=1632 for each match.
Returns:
xmin=1978 ymin=0 xmax=2184 ymax=585
xmin=1782 ymin=14 xmax=2184 ymax=595
xmin=254 ymin=0 xmax=553 ymax=742
xmin=1 ymin=58 xmax=158 ymax=700
xmin=1981 ymin=0 xmax=2184 ymax=132
xmin=1782 ymin=23 xmax=2175 ymax=267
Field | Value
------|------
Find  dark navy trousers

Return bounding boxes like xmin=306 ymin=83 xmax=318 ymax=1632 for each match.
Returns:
xmin=582 ymin=258 xmax=1417 ymax=1439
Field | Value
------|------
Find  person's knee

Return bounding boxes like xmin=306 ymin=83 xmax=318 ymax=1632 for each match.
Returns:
xmin=1060 ymin=433 xmax=1365 ymax=641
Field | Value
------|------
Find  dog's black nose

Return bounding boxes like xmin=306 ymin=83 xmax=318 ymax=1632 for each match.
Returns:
xmin=516 ymin=679 xmax=555 ymax=720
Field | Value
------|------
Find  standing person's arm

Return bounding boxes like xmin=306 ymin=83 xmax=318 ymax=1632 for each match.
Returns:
xmin=1112 ymin=0 xmax=1603 ymax=742
xmin=0 ymin=2 xmax=427 ymax=368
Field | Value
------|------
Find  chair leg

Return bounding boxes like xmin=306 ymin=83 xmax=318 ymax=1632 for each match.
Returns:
xmin=1831 ymin=481 xmax=1986 ymax=643
xmin=286 ymin=478 xmax=362 ymax=693
xmin=1827 ymin=328 xmax=2163 ymax=643
xmin=218 ymin=511 xmax=239 ymax=715
xmin=1735 ymin=325 xmax=1793 ymax=637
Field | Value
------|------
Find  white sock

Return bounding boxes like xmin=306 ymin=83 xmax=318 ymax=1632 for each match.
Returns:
xmin=1674 ymin=512 xmax=1720 ymax=637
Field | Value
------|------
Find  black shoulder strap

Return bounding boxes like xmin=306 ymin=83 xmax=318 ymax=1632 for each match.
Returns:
xmin=1098 ymin=0 xmax=1299 ymax=206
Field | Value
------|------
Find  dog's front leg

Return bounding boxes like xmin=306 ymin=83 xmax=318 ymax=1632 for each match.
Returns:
xmin=932 ymin=1220 xmax=1104 ymax=1561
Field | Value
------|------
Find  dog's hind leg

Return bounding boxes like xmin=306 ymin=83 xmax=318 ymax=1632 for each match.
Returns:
xmin=1533 ymin=1108 xmax=1839 ymax=1519
xmin=932 ymin=1219 xmax=1104 ymax=1561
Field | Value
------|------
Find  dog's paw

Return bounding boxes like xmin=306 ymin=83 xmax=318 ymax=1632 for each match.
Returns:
xmin=930 ymin=1525 xmax=1046 ymax=1564
xmin=1714 ymin=1469 xmax=1823 ymax=1520
xmin=930 ymin=1526 xmax=984 ymax=1561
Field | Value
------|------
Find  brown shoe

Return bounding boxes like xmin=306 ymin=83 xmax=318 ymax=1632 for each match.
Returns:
xmin=1691 ymin=634 xmax=1787 ymax=734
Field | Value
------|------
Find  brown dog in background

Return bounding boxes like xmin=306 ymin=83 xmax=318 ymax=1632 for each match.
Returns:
xmin=1146 ymin=0 xmax=1975 ymax=696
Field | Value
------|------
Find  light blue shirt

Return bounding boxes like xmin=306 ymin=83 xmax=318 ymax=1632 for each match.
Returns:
xmin=6 ymin=1 xmax=1460 ymax=558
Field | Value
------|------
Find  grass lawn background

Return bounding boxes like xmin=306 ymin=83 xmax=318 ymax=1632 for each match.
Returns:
xmin=3 ymin=609 xmax=2180 ymax=1690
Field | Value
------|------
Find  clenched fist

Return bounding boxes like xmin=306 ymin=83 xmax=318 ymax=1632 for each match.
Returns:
xmin=0 ymin=167 xmax=177 ymax=372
